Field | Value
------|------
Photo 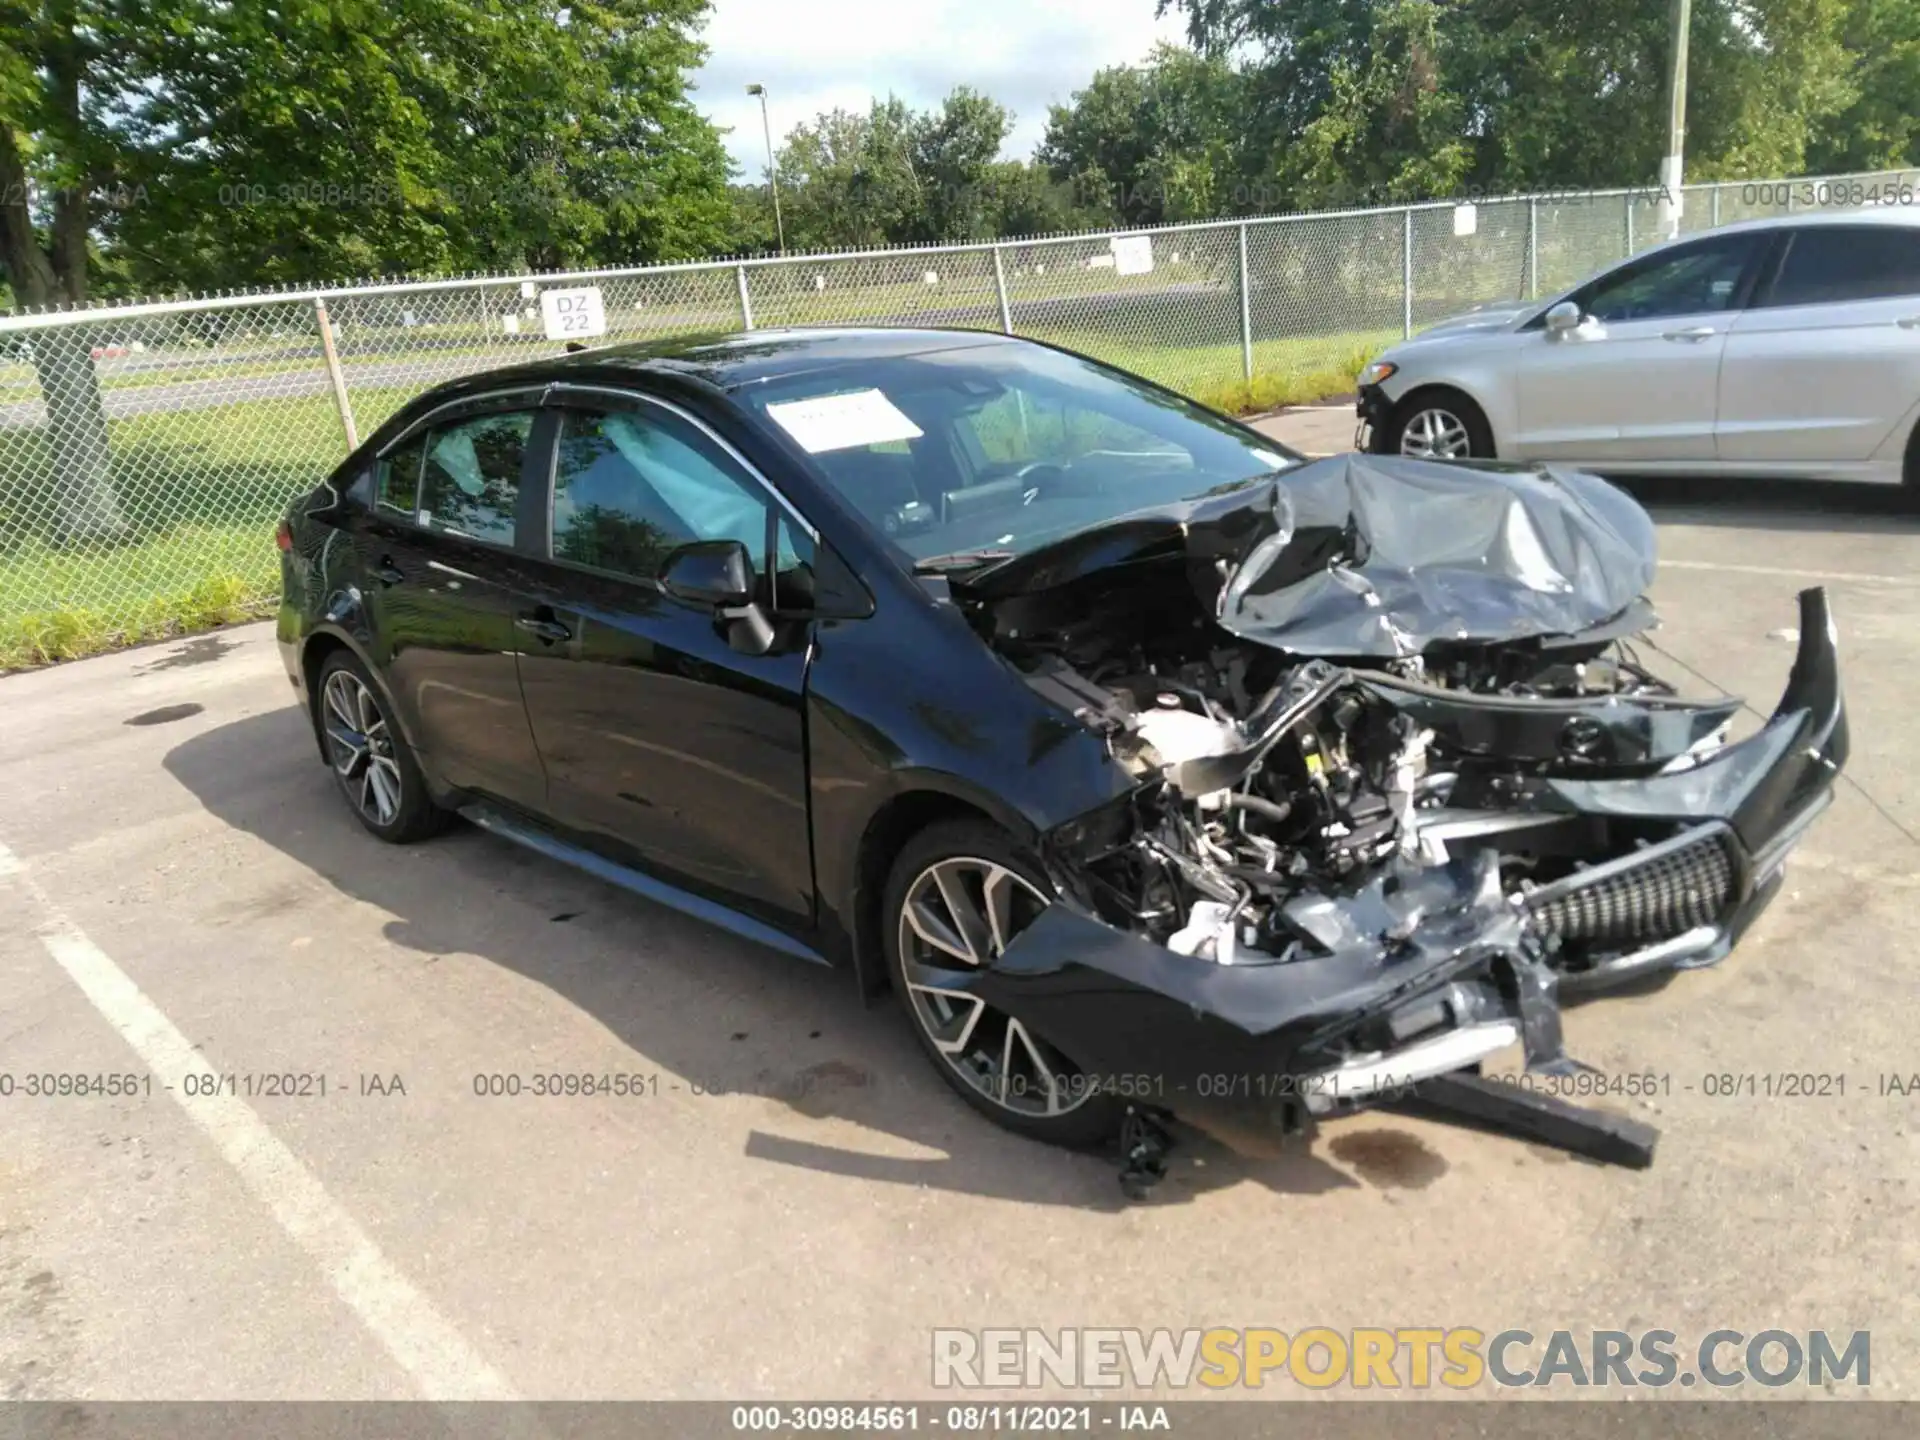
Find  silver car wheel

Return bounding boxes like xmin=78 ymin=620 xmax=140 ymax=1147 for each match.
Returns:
xmin=896 ymin=857 xmax=1092 ymax=1119
xmin=1399 ymin=407 xmax=1473 ymax=459
xmin=322 ymin=669 xmax=404 ymax=827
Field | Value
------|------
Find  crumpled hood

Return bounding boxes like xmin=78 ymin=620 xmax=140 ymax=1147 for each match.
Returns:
xmin=953 ymin=453 xmax=1657 ymax=658
xmin=1218 ymin=453 xmax=1656 ymax=656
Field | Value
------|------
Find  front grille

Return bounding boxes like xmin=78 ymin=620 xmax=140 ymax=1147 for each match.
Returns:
xmin=1524 ymin=827 xmax=1737 ymax=946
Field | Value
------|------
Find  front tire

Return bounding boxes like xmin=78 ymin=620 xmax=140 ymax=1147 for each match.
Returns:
xmin=1903 ymin=415 xmax=1920 ymax=504
xmin=1384 ymin=387 xmax=1495 ymax=460
xmin=882 ymin=820 xmax=1122 ymax=1148
xmin=316 ymin=651 xmax=447 ymax=843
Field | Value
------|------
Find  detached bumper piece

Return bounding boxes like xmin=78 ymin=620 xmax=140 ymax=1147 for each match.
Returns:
xmin=1394 ymin=1073 xmax=1660 ymax=1170
xmin=989 ymin=591 xmax=1846 ymax=1196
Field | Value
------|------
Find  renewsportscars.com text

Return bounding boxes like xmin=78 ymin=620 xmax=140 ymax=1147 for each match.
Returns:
xmin=931 ymin=1327 xmax=1871 ymax=1391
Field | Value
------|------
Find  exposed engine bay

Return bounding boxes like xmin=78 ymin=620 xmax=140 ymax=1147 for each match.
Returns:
xmin=976 ymin=551 xmax=1734 ymax=989
xmin=937 ymin=456 xmax=1847 ymax=1183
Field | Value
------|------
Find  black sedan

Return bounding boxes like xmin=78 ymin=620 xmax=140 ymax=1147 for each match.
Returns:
xmin=276 ymin=328 xmax=1846 ymax=1176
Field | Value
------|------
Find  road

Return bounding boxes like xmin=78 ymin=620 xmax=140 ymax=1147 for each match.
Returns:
xmin=1 ymin=425 xmax=1916 ymax=1404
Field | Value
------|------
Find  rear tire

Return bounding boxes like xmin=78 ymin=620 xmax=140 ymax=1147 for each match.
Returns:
xmin=1384 ymin=387 xmax=1496 ymax=460
xmin=882 ymin=819 xmax=1122 ymax=1148
xmin=315 ymin=651 xmax=448 ymax=844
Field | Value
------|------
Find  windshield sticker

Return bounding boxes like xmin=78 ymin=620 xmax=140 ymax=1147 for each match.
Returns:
xmin=766 ymin=389 xmax=925 ymax=453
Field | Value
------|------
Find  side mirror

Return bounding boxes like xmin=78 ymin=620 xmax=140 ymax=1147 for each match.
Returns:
xmin=661 ymin=539 xmax=755 ymax=608
xmin=1544 ymin=300 xmax=1584 ymax=334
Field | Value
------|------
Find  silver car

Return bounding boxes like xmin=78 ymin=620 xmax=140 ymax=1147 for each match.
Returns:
xmin=1354 ymin=208 xmax=1920 ymax=486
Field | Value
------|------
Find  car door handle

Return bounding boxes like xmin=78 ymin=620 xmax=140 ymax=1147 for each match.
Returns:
xmin=515 ymin=613 xmax=572 ymax=644
xmin=1898 ymin=316 xmax=1920 ymax=330
xmin=373 ymin=557 xmax=406 ymax=586
xmin=1661 ymin=326 xmax=1717 ymax=342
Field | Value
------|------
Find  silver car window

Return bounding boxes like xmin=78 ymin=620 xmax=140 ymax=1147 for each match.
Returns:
xmin=1576 ymin=233 xmax=1763 ymax=323
xmin=1760 ymin=226 xmax=1920 ymax=307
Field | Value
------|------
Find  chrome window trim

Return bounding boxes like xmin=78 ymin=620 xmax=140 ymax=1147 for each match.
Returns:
xmin=374 ymin=386 xmax=549 ymax=461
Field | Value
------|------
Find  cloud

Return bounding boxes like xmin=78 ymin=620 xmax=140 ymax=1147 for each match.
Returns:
xmin=692 ymin=0 xmax=1191 ymax=176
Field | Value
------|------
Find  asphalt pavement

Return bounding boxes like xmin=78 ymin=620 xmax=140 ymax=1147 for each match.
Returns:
xmin=1 ymin=414 xmax=1916 ymax=1402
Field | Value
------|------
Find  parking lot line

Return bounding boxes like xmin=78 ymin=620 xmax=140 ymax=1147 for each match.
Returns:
xmin=1660 ymin=558 xmax=1917 ymax=587
xmin=0 ymin=836 xmax=523 ymax=1403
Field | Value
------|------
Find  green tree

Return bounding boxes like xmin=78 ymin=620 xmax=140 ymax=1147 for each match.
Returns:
xmin=906 ymin=87 xmax=1013 ymax=242
xmin=723 ymin=182 xmax=780 ymax=255
xmin=1166 ymin=0 xmax=1858 ymax=201
xmin=111 ymin=0 xmax=733 ymax=283
xmin=773 ymin=88 xmax=1017 ymax=249
xmin=2 ymin=0 xmax=732 ymax=544
xmin=1276 ymin=1 xmax=1471 ymax=206
xmin=775 ymin=98 xmax=923 ymax=250
xmin=1038 ymin=45 xmax=1246 ymax=225
xmin=1805 ymin=0 xmax=1920 ymax=172
xmin=0 ymin=0 xmax=152 ymax=542
xmin=978 ymin=161 xmax=1107 ymax=236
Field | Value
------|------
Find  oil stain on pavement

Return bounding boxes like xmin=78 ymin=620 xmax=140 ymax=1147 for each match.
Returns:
xmin=1328 ymin=1129 xmax=1450 ymax=1189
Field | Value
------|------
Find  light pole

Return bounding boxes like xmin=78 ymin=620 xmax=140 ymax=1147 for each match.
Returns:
xmin=1656 ymin=0 xmax=1691 ymax=240
xmin=745 ymin=83 xmax=786 ymax=255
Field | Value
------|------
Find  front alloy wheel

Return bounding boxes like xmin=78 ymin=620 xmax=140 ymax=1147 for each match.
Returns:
xmin=885 ymin=825 xmax=1121 ymax=1147
xmin=1398 ymin=406 xmax=1473 ymax=459
xmin=322 ymin=667 xmax=405 ymax=827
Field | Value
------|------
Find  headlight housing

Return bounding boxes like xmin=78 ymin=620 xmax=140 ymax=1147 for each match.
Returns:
xmin=1359 ymin=359 xmax=1398 ymax=387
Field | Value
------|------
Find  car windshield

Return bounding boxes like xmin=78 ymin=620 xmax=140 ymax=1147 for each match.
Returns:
xmin=737 ymin=343 xmax=1299 ymax=568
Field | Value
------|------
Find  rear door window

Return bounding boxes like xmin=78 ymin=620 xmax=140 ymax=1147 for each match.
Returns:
xmin=1760 ymin=226 xmax=1920 ymax=307
xmin=419 ymin=411 xmax=534 ymax=546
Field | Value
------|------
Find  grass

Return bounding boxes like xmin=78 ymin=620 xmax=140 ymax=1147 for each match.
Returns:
xmin=0 ymin=387 xmax=417 ymax=670
xmin=0 ymin=320 xmax=1392 ymax=672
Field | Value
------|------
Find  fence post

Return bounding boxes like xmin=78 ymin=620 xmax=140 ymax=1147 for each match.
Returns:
xmin=1711 ymin=184 xmax=1721 ymax=228
xmin=992 ymin=244 xmax=1014 ymax=335
xmin=313 ymin=297 xmax=358 ymax=453
xmin=1625 ymin=196 xmax=1635 ymax=256
xmin=1526 ymin=198 xmax=1539 ymax=300
xmin=1401 ymin=209 xmax=1414 ymax=340
xmin=736 ymin=265 xmax=755 ymax=331
xmin=1237 ymin=224 xmax=1254 ymax=383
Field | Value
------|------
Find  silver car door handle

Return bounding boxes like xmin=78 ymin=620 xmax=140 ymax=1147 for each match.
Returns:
xmin=1662 ymin=326 xmax=1717 ymax=342
xmin=1898 ymin=316 xmax=1920 ymax=329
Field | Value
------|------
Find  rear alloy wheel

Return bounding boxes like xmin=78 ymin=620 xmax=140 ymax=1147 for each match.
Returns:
xmin=884 ymin=822 xmax=1121 ymax=1147
xmin=1387 ymin=388 xmax=1494 ymax=460
xmin=316 ymin=653 xmax=446 ymax=843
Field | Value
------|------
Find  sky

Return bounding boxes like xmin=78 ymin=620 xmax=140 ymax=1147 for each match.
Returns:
xmin=690 ymin=0 xmax=1192 ymax=179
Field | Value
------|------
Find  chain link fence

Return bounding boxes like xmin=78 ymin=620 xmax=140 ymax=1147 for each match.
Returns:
xmin=3 ymin=167 xmax=1917 ymax=666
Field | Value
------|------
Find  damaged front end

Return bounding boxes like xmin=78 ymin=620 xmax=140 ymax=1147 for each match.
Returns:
xmin=942 ymin=455 xmax=1848 ymax=1177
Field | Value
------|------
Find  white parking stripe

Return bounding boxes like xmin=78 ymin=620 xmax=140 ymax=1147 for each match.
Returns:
xmin=1660 ymin=558 xmax=1916 ymax=587
xmin=0 ymin=838 xmax=522 ymax=1403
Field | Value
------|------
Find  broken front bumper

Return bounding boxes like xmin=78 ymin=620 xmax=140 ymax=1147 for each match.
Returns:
xmin=972 ymin=590 xmax=1847 ymax=1153
xmin=1354 ymin=382 xmax=1392 ymax=452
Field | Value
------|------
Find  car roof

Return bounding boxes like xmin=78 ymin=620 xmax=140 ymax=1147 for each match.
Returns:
xmin=463 ymin=326 xmax=1019 ymax=395
xmin=1713 ymin=205 xmax=1920 ymax=234
xmin=1642 ymin=204 xmax=1920 ymax=251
